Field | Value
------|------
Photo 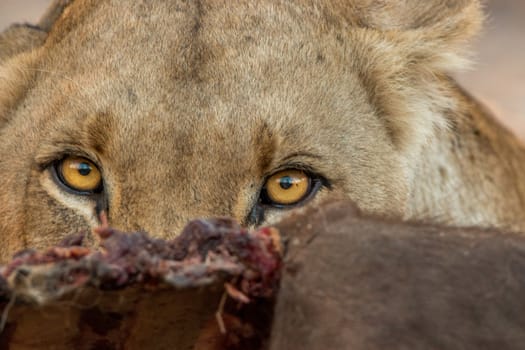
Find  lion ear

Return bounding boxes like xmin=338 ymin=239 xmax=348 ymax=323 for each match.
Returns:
xmin=356 ymin=0 xmax=483 ymax=32
xmin=0 ymin=25 xmax=47 ymax=63
xmin=355 ymin=0 xmax=483 ymax=71
xmin=340 ymin=0 xmax=483 ymax=156
xmin=0 ymin=0 xmax=73 ymax=64
xmin=38 ymin=0 xmax=75 ymax=32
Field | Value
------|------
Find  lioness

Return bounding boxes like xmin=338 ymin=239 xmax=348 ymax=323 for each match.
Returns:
xmin=1 ymin=0 xmax=524 ymax=261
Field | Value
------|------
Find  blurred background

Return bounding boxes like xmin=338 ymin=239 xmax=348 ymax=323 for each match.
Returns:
xmin=1 ymin=1 xmax=524 ymax=139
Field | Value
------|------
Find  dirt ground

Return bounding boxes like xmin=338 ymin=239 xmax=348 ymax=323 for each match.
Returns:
xmin=1 ymin=1 xmax=524 ymax=139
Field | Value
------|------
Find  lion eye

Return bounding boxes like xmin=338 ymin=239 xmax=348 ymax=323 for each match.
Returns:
xmin=56 ymin=156 xmax=102 ymax=193
xmin=263 ymin=170 xmax=311 ymax=206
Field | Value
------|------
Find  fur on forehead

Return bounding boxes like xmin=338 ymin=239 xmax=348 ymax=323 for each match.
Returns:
xmin=1 ymin=0 xmax=483 ymax=157
xmin=42 ymin=0 xmax=482 ymax=54
xmin=3 ymin=0 xmax=483 ymax=63
xmin=3 ymin=0 xmax=482 ymax=76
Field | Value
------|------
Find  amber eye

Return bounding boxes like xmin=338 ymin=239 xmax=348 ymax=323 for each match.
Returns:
xmin=263 ymin=170 xmax=311 ymax=206
xmin=57 ymin=156 xmax=102 ymax=193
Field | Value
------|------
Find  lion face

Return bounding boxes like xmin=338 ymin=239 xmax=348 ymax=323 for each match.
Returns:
xmin=0 ymin=0 xmax=484 ymax=259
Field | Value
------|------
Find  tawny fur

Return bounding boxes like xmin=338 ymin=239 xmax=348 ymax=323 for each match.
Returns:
xmin=0 ymin=0 xmax=524 ymax=261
